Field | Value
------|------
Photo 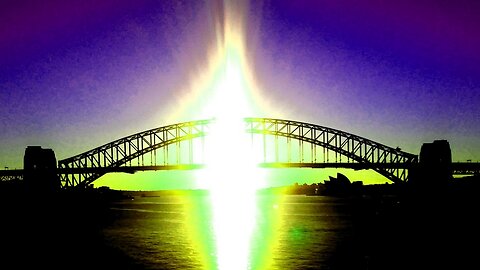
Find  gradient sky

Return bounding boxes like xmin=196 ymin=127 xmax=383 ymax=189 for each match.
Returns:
xmin=1 ymin=0 xmax=479 ymax=189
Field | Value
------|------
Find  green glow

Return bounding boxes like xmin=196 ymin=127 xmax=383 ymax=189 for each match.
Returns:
xmin=94 ymin=168 xmax=389 ymax=191
xmin=249 ymin=194 xmax=285 ymax=269
xmin=182 ymin=193 xmax=217 ymax=270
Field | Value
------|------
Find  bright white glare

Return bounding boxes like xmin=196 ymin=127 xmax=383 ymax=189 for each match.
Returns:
xmin=197 ymin=49 xmax=266 ymax=191
xmin=195 ymin=42 xmax=265 ymax=269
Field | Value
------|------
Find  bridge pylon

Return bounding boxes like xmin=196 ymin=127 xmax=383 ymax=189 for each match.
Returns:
xmin=24 ymin=146 xmax=61 ymax=192
xmin=409 ymin=140 xmax=453 ymax=188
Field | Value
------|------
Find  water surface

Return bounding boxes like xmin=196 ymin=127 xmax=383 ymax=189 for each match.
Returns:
xmin=103 ymin=194 xmax=364 ymax=269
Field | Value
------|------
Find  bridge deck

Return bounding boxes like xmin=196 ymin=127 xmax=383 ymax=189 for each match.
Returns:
xmin=1 ymin=162 xmax=479 ymax=179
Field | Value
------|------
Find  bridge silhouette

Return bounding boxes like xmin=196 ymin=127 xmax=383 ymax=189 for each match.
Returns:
xmin=1 ymin=118 xmax=479 ymax=188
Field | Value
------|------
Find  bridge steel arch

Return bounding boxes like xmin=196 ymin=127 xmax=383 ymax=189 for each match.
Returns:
xmin=58 ymin=117 xmax=418 ymax=188
xmin=58 ymin=120 xmax=211 ymax=188
xmin=245 ymin=118 xmax=418 ymax=183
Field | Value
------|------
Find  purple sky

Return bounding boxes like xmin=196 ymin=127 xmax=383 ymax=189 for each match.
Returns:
xmin=1 ymin=0 xmax=479 ymax=175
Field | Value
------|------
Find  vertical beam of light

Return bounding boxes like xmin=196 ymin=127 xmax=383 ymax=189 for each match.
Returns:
xmin=186 ymin=1 xmax=274 ymax=269
xmin=203 ymin=64 xmax=259 ymax=269
xmin=198 ymin=48 xmax=262 ymax=270
xmin=197 ymin=24 xmax=264 ymax=270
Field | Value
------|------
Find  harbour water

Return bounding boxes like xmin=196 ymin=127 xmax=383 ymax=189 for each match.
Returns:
xmin=101 ymin=194 xmax=373 ymax=270
xmin=1 ymin=188 xmax=478 ymax=269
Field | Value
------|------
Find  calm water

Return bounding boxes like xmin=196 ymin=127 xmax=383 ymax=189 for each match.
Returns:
xmin=1 ymin=188 xmax=476 ymax=269
xmin=102 ymin=194 xmax=364 ymax=270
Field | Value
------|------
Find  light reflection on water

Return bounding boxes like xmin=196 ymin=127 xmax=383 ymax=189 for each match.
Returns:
xmin=103 ymin=194 xmax=355 ymax=270
xmin=210 ymin=190 xmax=257 ymax=270
xmin=196 ymin=113 xmax=268 ymax=269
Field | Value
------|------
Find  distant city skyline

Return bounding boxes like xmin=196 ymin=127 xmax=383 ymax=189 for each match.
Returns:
xmin=1 ymin=0 xmax=479 ymax=189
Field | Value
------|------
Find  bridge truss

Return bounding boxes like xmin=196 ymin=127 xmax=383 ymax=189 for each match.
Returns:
xmin=245 ymin=118 xmax=418 ymax=183
xmin=54 ymin=117 xmax=421 ymax=188
xmin=58 ymin=120 xmax=211 ymax=187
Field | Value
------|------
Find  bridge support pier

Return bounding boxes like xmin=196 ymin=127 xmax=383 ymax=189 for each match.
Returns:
xmin=24 ymin=146 xmax=60 ymax=192
xmin=409 ymin=140 xmax=452 ymax=189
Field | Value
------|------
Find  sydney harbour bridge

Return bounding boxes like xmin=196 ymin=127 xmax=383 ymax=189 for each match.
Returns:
xmin=1 ymin=117 xmax=479 ymax=188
